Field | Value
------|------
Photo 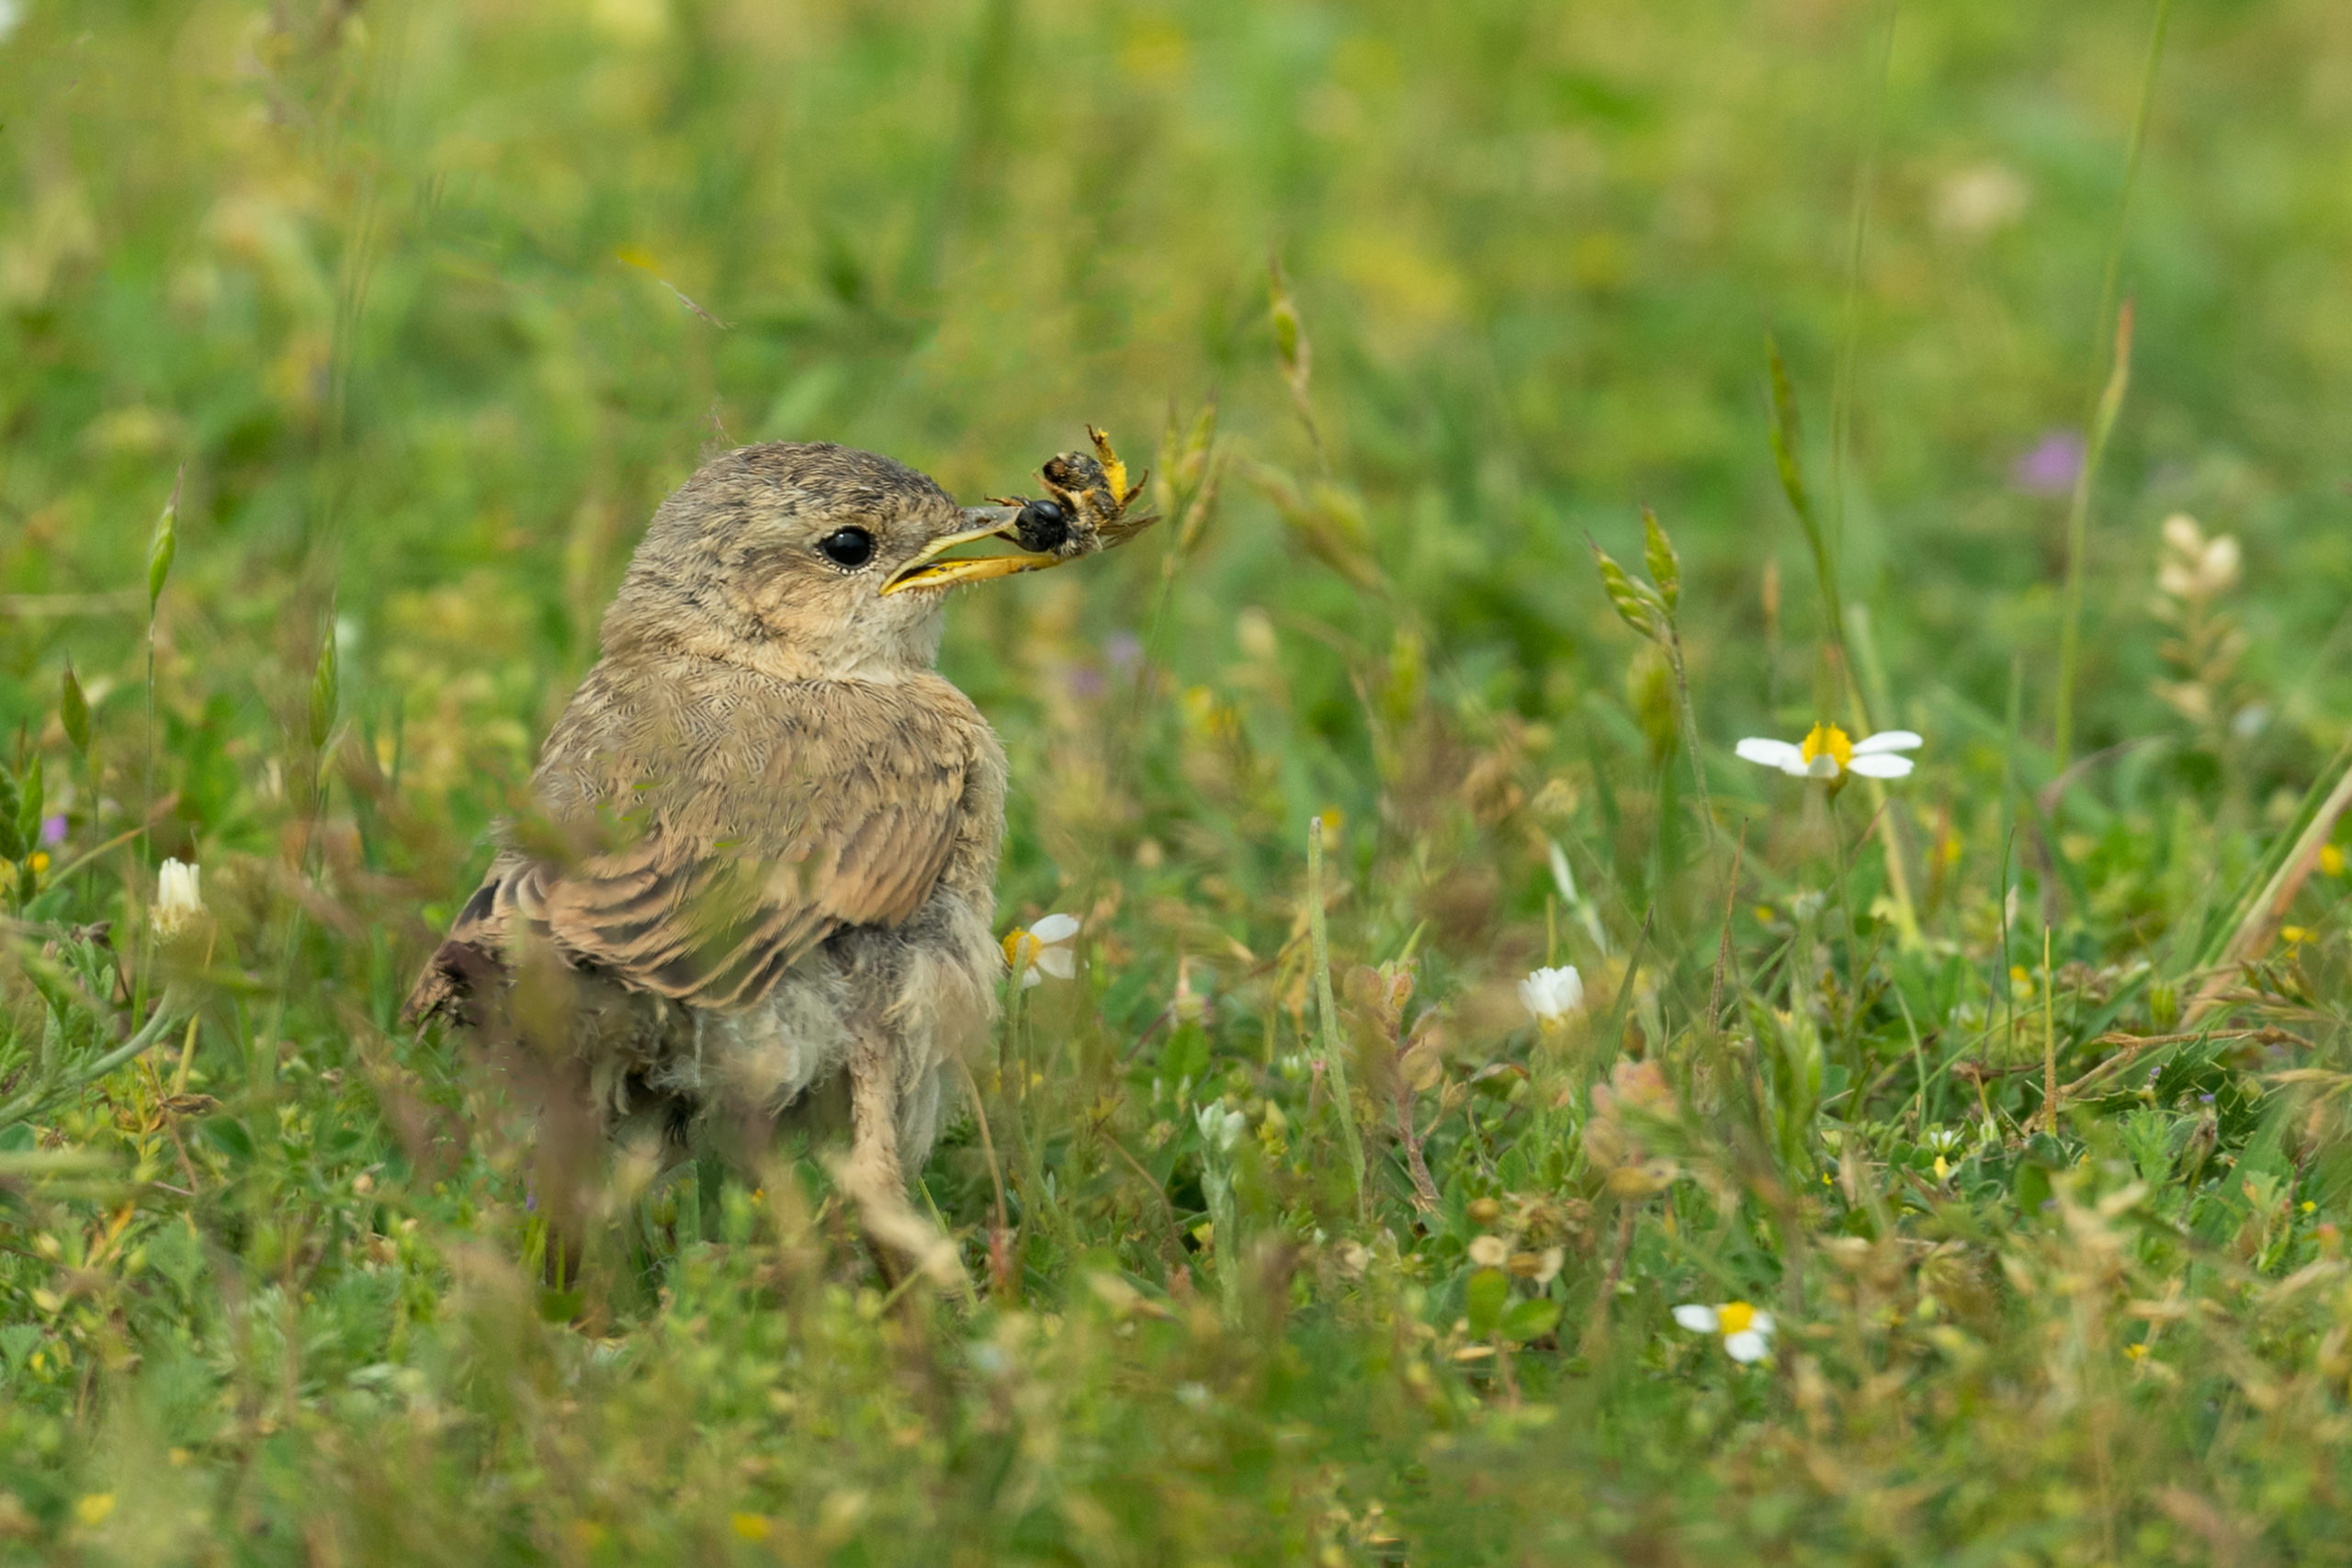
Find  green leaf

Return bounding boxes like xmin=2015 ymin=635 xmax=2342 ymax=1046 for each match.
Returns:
xmin=146 ymin=487 xmax=178 ymax=614
xmin=310 ymin=620 xmax=340 ymax=751
xmin=1501 ymin=1297 xmax=1563 ymax=1343
xmin=1765 ymin=336 xmax=1811 ymax=529
xmin=146 ymin=1223 xmax=207 ymax=1293
xmin=0 ymin=767 xmax=21 ymax=863
xmin=1642 ymin=508 xmax=1681 ymax=612
xmin=1464 ymin=1267 xmax=1510 ymax=1339
xmin=2189 ymin=734 xmax=2351 ymax=977
xmin=0 ymin=1323 xmax=40 ymax=1371
xmin=60 ymin=660 xmax=90 ymax=755
xmin=16 ymin=756 xmax=40 ymax=857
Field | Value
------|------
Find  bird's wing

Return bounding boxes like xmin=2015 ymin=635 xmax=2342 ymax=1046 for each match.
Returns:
xmin=406 ymin=667 xmax=983 ymax=1020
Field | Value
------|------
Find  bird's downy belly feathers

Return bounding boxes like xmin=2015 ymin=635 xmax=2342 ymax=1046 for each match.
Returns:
xmin=657 ymin=879 xmax=1000 ymax=1165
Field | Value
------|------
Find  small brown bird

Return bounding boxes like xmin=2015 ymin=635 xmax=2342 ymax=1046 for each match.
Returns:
xmin=406 ymin=435 xmax=1148 ymax=1273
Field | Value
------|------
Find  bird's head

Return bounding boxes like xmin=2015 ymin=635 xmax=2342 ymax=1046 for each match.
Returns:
xmin=600 ymin=440 xmax=1149 ymax=682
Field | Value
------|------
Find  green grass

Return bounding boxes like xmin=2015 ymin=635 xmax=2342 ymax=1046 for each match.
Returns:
xmin=6 ymin=0 xmax=2352 ymax=1561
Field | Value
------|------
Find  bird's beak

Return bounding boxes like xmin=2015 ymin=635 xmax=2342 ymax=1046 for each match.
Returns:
xmin=880 ymin=506 xmax=1063 ymax=596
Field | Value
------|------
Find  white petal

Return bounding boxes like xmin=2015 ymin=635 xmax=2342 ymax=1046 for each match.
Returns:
xmin=1035 ymin=945 xmax=1078 ymax=980
xmin=1804 ymin=752 xmax=1841 ymax=779
xmin=1848 ymin=753 xmax=1914 ymax=779
xmin=1724 ymin=1329 xmax=1770 ymax=1363
xmin=1021 ymin=967 xmax=1043 ymax=989
xmin=1523 ymin=966 xmax=1583 ymax=1021
xmin=1852 ymin=729 xmax=1923 ymax=754
xmin=1671 ymin=1304 xmax=1719 ymax=1333
xmin=1029 ymin=912 xmax=1081 ymax=943
xmin=1553 ymin=968 xmax=1585 ymax=1012
xmin=1735 ymin=738 xmax=1804 ymax=772
xmin=154 ymin=860 xmax=205 ymax=934
xmin=1747 ymin=1311 xmax=1775 ymax=1337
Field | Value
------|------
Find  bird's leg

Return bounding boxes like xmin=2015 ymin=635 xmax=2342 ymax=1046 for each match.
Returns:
xmin=836 ymin=1037 xmax=963 ymax=1290
xmin=843 ymin=1035 xmax=905 ymax=1195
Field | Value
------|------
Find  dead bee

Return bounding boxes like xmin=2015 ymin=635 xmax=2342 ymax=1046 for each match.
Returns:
xmin=880 ymin=426 xmax=1158 ymax=593
xmin=1011 ymin=495 xmax=1074 ymax=555
xmin=1004 ymin=424 xmax=1156 ymax=558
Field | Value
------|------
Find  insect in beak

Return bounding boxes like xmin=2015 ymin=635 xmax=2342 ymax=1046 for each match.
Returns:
xmin=878 ymin=507 xmax=1061 ymax=595
xmin=881 ymin=426 xmax=1158 ymax=596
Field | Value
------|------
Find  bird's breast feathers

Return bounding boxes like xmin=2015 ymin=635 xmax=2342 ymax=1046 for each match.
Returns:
xmin=437 ymin=655 xmax=1006 ymax=1015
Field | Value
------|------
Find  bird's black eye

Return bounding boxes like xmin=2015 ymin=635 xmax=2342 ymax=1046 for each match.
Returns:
xmin=817 ymin=527 xmax=876 ymax=569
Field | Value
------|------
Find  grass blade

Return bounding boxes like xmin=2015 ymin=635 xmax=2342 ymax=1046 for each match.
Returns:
xmin=2052 ymin=299 xmax=2137 ymax=771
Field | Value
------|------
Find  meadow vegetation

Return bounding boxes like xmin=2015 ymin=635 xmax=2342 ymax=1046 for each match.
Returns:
xmin=5 ymin=0 xmax=2352 ymax=1561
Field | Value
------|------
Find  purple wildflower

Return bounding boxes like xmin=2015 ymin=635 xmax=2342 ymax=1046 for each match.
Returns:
xmin=40 ymin=815 xmax=66 ymax=846
xmin=1103 ymin=630 xmax=1144 ymax=669
xmin=2011 ymin=432 xmax=2084 ymax=496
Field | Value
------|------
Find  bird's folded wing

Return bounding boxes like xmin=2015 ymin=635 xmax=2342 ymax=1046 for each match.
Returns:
xmin=417 ymin=677 xmax=976 ymax=1017
xmin=530 ymin=777 xmax=962 ymax=1011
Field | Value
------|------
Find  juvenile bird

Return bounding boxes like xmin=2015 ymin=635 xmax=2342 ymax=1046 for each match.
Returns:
xmin=405 ymin=437 xmax=1148 ymax=1275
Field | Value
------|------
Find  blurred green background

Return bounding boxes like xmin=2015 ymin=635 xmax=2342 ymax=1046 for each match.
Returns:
xmin=6 ymin=0 xmax=2352 ymax=1562
xmin=7 ymin=0 xmax=2349 ymax=828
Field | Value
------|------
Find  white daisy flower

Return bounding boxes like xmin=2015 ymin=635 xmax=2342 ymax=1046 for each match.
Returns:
xmin=1736 ymin=723 xmax=1921 ymax=784
xmin=1519 ymin=964 xmax=1585 ymax=1027
xmin=1002 ymin=912 xmax=1080 ymax=988
xmin=1672 ymin=1299 xmax=1775 ymax=1363
xmin=153 ymin=858 xmax=204 ymax=941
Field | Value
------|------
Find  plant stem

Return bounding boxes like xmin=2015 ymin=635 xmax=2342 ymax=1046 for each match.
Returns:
xmin=1826 ymin=0 xmax=1899 ymax=578
xmin=2092 ymin=0 xmax=2174 ymax=368
xmin=1826 ymin=790 xmax=1860 ymax=999
xmin=2055 ymin=0 xmax=2168 ymax=766
xmin=1662 ymin=628 xmax=1713 ymax=854
xmin=0 ymin=1000 xmax=183 ymax=1132
xmin=1306 ymin=816 xmax=1367 ymax=1220
xmin=2041 ymin=928 xmax=2059 ymax=1134
xmin=2053 ymin=300 xmax=2136 ymax=772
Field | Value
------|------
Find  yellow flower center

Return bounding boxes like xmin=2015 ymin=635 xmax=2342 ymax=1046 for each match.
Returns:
xmin=1003 ymin=930 xmax=1041 ymax=966
xmin=1799 ymin=723 xmax=1853 ymax=773
xmin=1716 ymin=1301 xmax=1755 ymax=1335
